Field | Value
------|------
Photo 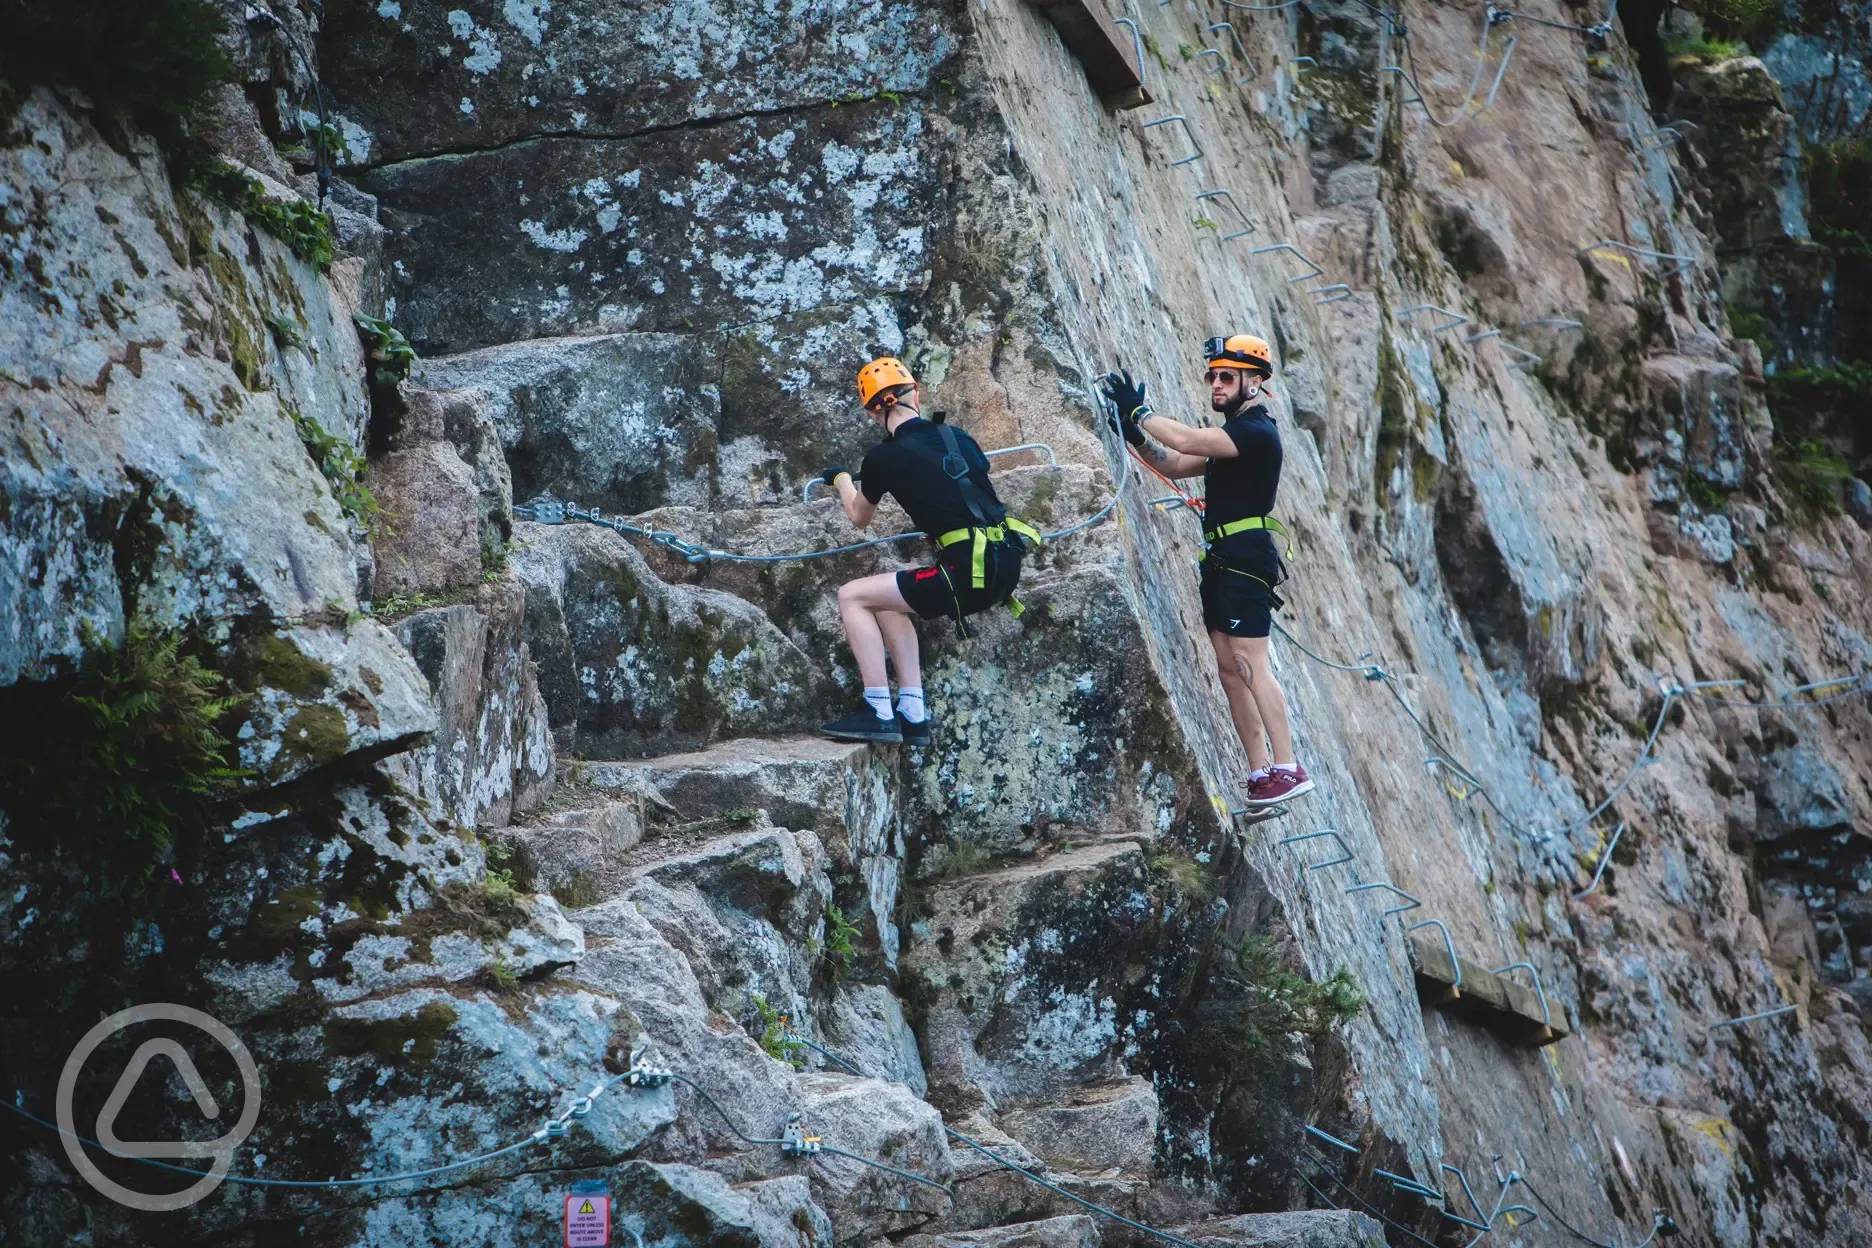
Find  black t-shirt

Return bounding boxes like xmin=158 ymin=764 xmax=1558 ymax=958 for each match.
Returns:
xmin=860 ymin=416 xmax=1005 ymax=539
xmin=1202 ymin=403 xmax=1283 ymax=567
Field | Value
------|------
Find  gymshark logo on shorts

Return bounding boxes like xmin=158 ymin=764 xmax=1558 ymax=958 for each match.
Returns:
xmin=1230 ymin=619 xmax=1240 ymax=629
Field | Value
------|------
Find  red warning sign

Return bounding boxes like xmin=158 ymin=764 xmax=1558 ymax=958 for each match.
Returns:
xmin=564 ymin=1192 xmax=610 ymax=1247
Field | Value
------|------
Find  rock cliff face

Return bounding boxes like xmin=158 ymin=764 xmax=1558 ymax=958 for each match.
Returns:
xmin=4 ymin=0 xmax=1872 ymax=1246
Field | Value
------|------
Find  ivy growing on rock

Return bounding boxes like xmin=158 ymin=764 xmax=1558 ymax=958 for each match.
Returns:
xmin=191 ymin=163 xmax=335 ymax=268
xmin=354 ymin=312 xmax=417 ymax=391
xmin=290 ymin=405 xmax=381 ymax=532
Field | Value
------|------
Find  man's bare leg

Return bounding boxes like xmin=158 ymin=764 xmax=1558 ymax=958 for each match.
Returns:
xmin=1210 ymin=630 xmax=1272 ymax=772
xmin=837 ymin=573 xmax=912 ymax=689
xmin=1227 ymin=633 xmax=1295 ymax=765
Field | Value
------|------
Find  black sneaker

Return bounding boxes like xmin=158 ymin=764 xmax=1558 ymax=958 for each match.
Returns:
xmin=819 ymin=707 xmax=903 ymax=744
xmin=897 ymin=714 xmax=934 ymax=747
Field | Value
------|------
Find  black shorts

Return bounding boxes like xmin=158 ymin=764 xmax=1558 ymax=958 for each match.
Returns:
xmin=1200 ymin=560 xmax=1280 ymax=638
xmin=897 ymin=540 xmax=1023 ymax=622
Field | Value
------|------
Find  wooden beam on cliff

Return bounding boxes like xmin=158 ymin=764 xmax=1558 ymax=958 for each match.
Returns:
xmin=1025 ymin=0 xmax=1154 ymax=110
xmin=1408 ymin=929 xmax=1568 ymax=1048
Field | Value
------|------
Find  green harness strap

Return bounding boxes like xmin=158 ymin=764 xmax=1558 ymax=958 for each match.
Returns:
xmin=935 ymin=519 xmax=1043 ymax=586
xmin=934 ymin=519 xmax=1041 ymax=618
xmin=1202 ymin=514 xmax=1295 ymax=561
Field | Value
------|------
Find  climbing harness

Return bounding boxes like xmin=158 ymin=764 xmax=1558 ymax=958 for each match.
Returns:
xmin=1203 ymin=514 xmax=1295 ymax=561
xmin=904 ymin=419 xmax=1044 ymax=624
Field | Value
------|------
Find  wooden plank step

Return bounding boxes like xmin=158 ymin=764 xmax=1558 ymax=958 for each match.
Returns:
xmin=1025 ymin=0 xmax=1155 ymax=109
xmin=1407 ymin=928 xmax=1568 ymax=1048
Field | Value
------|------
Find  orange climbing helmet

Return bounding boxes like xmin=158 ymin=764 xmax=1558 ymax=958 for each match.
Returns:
xmin=1204 ymin=334 xmax=1274 ymax=377
xmin=857 ymin=357 xmax=917 ymax=409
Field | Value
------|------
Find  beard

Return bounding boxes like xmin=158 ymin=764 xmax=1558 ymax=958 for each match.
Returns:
xmin=1210 ymin=378 xmax=1264 ymax=416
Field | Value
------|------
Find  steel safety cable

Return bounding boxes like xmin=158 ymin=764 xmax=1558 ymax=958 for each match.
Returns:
xmin=5 ymin=1095 xmax=559 ymax=1191
xmin=1270 ymin=619 xmax=1687 ymax=841
xmin=1398 ymin=7 xmax=1496 ymax=129
xmin=515 ymin=392 xmax=1134 ymax=565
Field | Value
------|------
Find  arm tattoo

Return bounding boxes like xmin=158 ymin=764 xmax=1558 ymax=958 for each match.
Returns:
xmin=1148 ymin=440 xmax=1170 ymax=465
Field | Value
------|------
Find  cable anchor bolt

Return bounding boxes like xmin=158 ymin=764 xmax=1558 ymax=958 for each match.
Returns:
xmin=622 ymin=1042 xmax=672 ymax=1089
xmin=781 ymin=1112 xmax=823 ymax=1158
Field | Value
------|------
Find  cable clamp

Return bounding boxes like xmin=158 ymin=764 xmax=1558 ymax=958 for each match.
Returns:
xmin=1488 ymin=6 xmax=1513 ymax=23
xmin=622 ymin=1043 xmax=673 ymax=1089
xmin=780 ymin=1112 xmax=823 ymax=1158
xmin=516 ymin=500 xmax=567 ymax=525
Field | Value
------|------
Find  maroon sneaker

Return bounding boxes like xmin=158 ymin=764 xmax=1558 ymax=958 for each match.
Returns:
xmin=1245 ymin=764 xmax=1315 ymax=807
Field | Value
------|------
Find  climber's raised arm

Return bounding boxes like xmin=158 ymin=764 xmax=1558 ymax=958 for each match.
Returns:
xmin=1140 ymin=414 xmax=1239 ymax=463
xmin=824 ymin=467 xmax=876 ymax=528
xmin=1097 ymin=369 xmax=1208 ymax=477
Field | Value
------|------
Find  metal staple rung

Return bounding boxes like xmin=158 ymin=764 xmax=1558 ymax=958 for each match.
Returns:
xmin=985 ymin=442 xmax=1059 ymax=466
xmin=1194 ymin=188 xmax=1256 ymax=241
xmin=1112 ymin=17 xmax=1146 ymax=90
xmin=1491 ymin=961 xmax=1552 ymax=1026
xmin=1380 ymin=67 xmax=1424 ymax=104
xmin=1376 ymin=1168 xmax=1444 ymax=1200
xmin=1424 ymin=756 xmax=1481 ymax=799
xmin=1500 ymin=339 xmax=1543 ymax=369
xmin=1406 ymin=919 xmax=1462 ymax=990
xmin=1247 ymin=242 xmax=1324 ymax=283
xmin=1305 ymin=1124 xmax=1360 ymax=1154
xmin=1310 ymin=283 xmax=1351 ymax=304
xmin=1400 ymin=304 xmax=1468 ymax=334
xmin=1206 ymin=22 xmax=1256 ymax=82
xmin=1442 ymin=1163 xmax=1485 ymax=1222
xmin=1577 ymin=238 xmax=1696 ymax=278
xmin=1346 ymin=880 xmax=1422 ymax=917
xmin=1277 ymin=829 xmax=1354 ymax=870
xmin=1143 ymin=114 xmax=1203 ymax=166
xmin=1711 ymin=1004 xmax=1798 ymax=1029
xmin=1572 ymin=821 xmax=1626 ymax=900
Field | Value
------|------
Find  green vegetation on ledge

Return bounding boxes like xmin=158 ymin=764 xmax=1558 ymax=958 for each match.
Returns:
xmin=0 ymin=0 xmax=231 ymax=149
xmin=823 ymin=904 xmax=861 ymax=976
xmin=1222 ymin=935 xmax=1366 ymax=1055
xmin=355 ymin=313 xmax=418 ymax=391
xmin=1806 ymin=138 xmax=1872 ymax=255
xmin=291 ymin=406 xmax=381 ymax=533
xmin=192 ymin=164 xmax=336 ymax=269
xmin=0 ymin=627 xmax=245 ymax=869
xmin=1663 ymin=32 xmax=1748 ymax=59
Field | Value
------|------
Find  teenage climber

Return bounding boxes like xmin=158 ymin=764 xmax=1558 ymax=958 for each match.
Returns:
xmin=1099 ymin=336 xmax=1315 ymax=806
xmin=813 ymin=357 xmax=1039 ymax=746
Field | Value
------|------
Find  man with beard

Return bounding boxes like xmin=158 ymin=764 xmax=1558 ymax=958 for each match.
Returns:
xmin=1100 ymin=336 xmax=1315 ymax=807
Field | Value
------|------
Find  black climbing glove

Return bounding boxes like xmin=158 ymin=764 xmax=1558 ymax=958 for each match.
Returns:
xmin=819 ymin=466 xmax=853 ymax=487
xmin=1098 ymin=369 xmax=1151 ymax=447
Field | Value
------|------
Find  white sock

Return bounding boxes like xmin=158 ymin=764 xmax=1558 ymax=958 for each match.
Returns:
xmin=1272 ymin=762 xmax=1299 ymax=773
xmin=896 ymin=686 xmax=926 ymax=723
xmin=864 ymin=687 xmax=894 ymax=721
xmin=1250 ymin=768 xmax=1271 ymax=782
